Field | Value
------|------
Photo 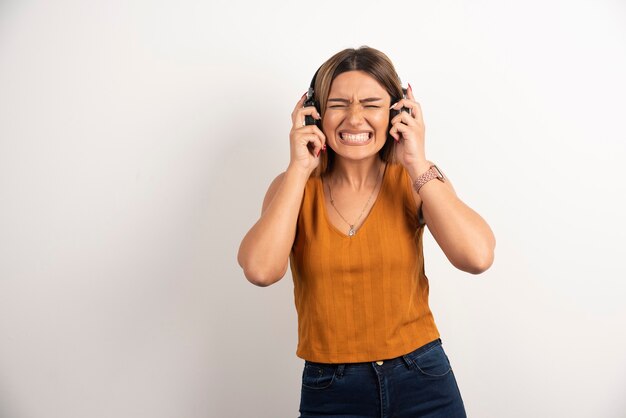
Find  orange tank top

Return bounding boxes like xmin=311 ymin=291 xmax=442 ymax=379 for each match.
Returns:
xmin=289 ymin=162 xmax=440 ymax=363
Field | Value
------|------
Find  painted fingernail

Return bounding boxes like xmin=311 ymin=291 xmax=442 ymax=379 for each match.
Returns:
xmin=322 ymin=144 xmax=327 ymax=151
xmin=316 ymin=149 xmax=321 ymax=157
xmin=408 ymin=83 xmax=413 ymax=92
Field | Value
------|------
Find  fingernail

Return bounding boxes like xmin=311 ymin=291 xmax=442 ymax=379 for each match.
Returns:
xmin=408 ymin=83 xmax=413 ymax=92
xmin=390 ymin=102 xmax=398 ymax=109
xmin=316 ymin=149 xmax=321 ymax=157
xmin=322 ymin=144 xmax=327 ymax=151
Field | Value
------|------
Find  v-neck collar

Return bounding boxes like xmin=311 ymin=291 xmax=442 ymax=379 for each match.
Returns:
xmin=319 ymin=162 xmax=389 ymax=239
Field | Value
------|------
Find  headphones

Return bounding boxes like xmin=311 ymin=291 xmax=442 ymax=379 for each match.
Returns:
xmin=303 ymin=67 xmax=409 ymax=130
xmin=303 ymin=67 xmax=322 ymax=128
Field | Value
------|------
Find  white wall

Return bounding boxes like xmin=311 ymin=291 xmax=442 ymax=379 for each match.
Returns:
xmin=1 ymin=1 xmax=625 ymax=417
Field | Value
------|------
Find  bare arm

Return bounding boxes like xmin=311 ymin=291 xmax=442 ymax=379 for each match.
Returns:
xmin=390 ymin=86 xmax=495 ymax=274
xmin=237 ymin=167 xmax=309 ymax=286
xmin=410 ymin=162 xmax=496 ymax=274
xmin=237 ymin=93 xmax=326 ymax=286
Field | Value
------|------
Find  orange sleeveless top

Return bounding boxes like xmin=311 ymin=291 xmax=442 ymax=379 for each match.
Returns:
xmin=289 ymin=162 xmax=440 ymax=363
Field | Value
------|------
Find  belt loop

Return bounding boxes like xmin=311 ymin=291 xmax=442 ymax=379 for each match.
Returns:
xmin=336 ymin=364 xmax=345 ymax=378
xmin=402 ymin=354 xmax=416 ymax=370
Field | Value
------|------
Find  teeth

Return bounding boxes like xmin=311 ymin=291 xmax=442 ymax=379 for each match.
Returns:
xmin=340 ymin=133 xmax=370 ymax=142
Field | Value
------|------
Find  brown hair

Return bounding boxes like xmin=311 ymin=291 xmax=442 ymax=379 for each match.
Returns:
xmin=312 ymin=46 xmax=404 ymax=176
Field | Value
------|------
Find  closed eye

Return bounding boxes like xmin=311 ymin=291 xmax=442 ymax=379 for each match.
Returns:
xmin=327 ymin=97 xmax=384 ymax=108
xmin=328 ymin=105 xmax=380 ymax=109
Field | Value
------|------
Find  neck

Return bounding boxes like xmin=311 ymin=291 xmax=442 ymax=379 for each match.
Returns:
xmin=328 ymin=156 xmax=384 ymax=191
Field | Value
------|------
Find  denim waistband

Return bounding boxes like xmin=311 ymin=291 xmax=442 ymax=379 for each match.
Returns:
xmin=305 ymin=338 xmax=442 ymax=373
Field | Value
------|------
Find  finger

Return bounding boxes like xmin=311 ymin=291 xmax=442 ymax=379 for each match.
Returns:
xmin=406 ymin=83 xmax=416 ymax=101
xmin=389 ymin=122 xmax=414 ymax=142
xmin=292 ymin=104 xmax=322 ymax=127
xmin=294 ymin=127 xmax=327 ymax=154
xmin=295 ymin=124 xmax=326 ymax=142
xmin=304 ymin=135 xmax=324 ymax=157
xmin=389 ymin=125 xmax=400 ymax=142
xmin=391 ymin=110 xmax=420 ymax=127
xmin=410 ymin=101 xmax=423 ymax=123
xmin=390 ymin=97 xmax=423 ymax=122
xmin=290 ymin=92 xmax=312 ymax=120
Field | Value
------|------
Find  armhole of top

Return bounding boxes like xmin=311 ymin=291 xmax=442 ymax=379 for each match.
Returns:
xmin=417 ymin=206 xmax=425 ymax=227
xmin=401 ymin=165 xmax=424 ymax=229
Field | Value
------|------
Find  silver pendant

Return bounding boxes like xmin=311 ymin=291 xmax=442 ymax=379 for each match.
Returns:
xmin=348 ymin=226 xmax=356 ymax=237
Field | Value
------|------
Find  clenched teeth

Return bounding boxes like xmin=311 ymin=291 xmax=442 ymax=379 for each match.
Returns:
xmin=340 ymin=132 xmax=371 ymax=142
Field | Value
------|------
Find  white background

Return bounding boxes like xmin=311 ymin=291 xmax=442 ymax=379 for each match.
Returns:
xmin=1 ymin=1 xmax=625 ymax=417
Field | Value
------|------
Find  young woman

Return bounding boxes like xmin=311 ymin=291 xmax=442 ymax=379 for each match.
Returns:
xmin=238 ymin=46 xmax=495 ymax=418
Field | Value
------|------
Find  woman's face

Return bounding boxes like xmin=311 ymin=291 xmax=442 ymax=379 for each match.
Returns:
xmin=322 ymin=70 xmax=391 ymax=162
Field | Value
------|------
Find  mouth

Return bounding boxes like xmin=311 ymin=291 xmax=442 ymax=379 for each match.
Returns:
xmin=338 ymin=131 xmax=373 ymax=145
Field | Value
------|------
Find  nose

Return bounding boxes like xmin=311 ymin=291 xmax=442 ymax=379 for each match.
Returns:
xmin=346 ymin=103 xmax=365 ymax=125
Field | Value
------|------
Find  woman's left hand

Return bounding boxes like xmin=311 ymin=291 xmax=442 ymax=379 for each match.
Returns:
xmin=389 ymin=85 xmax=430 ymax=178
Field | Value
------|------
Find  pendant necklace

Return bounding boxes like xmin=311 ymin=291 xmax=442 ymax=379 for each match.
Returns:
xmin=326 ymin=162 xmax=385 ymax=237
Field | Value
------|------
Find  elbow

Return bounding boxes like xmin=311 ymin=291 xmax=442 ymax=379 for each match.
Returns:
xmin=454 ymin=243 xmax=495 ymax=275
xmin=465 ymin=252 xmax=494 ymax=275
xmin=465 ymin=232 xmax=496 ymax=275
xmin=242 ymin=268 xmax=280 ymax=287
xmin=238 ymin=254 xmax=285 ymax=287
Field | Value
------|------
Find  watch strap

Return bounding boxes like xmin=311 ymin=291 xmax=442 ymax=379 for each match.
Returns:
xmin=413 ymin=165 xmax=444 ymax=193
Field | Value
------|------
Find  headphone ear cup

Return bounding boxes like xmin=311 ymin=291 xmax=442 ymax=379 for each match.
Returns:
xmin=304 ymin=114 xmax=316 ymax=127
xmin=305 ymin=101 xmax=321 ymax=128
xmin=304 ymin=101 xmax=322 ymax=128
xmin=315 ymin=102 xmax=321 ymax=128
xmin=389 ymin=107 xmax=400 ymax=127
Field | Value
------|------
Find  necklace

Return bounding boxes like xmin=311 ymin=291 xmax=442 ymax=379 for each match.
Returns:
xmin=326 ymin=162 xmax=385 ymax=237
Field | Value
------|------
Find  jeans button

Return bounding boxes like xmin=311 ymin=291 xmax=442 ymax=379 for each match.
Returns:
xmin=376 ymin=361 xmax=384 ymax=365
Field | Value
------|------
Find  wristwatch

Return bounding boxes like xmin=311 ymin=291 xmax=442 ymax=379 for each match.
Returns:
xmin=413 ymin=165 xmax=445 ymax=193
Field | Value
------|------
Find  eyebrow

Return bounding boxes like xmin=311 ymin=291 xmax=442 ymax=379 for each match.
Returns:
xmin=327 ymin=97 xmax=384 ymax=103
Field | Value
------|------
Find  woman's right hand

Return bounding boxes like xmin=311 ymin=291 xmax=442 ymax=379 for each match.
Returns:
xmin=289 ymin=93 xmax=326 ymax=174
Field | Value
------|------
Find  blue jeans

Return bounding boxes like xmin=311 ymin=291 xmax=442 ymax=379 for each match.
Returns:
xmin=298 ymin=339 xmax=467 ymax=418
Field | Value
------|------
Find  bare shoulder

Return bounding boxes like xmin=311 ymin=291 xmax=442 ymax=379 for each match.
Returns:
xmin=261 ymin=171 xmax=287 ymax=214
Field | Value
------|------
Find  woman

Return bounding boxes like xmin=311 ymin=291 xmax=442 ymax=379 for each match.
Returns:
xmin=238 ymin=46 xmax=495 ymax=418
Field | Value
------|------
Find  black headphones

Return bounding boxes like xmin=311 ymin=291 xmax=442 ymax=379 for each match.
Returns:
xmin=303 ymin=67 xmax=409 ymax=129
xmin=303 ymin=67 xmax=322 ymax=128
